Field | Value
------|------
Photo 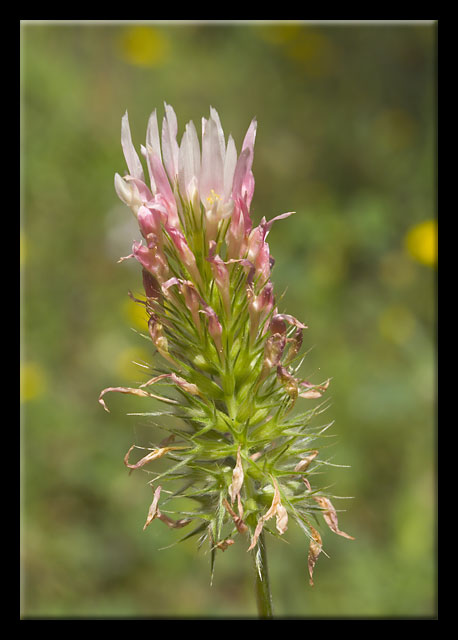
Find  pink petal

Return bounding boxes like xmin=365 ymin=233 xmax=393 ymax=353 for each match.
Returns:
xmin=262 ymin=211 xmax=295 ymax=238
xmin=145 ymin=109 xmax=162 ymax=191
xmin=200 ymin=116 xmax=224 ymax=203
xmin=161 ymin=102 xmax=180 ymax=181
xmin=146 ymin=110 xmax=161 ymax=161
xmin=238 ymin=117 xmax=257 ymax=206
xmin=254 ymin=241 xmax=271 ymax=285
xmin=242 ymin=117 xmax=257 ymax=163
xmin=178 ymin=120 xmax=201 ymax=199
xmin=223 ymin=134 xmax=237 ymax=201
xmin=132 ymin=241 xmax=169 ymax=282
xmin=121 ymin=111 xmax=144 ymax=181
xmin=147 ymin=152 xmax=179 ymax=228
xmin=210 ymin=106 xmax=226 ymax=159
xmin=123 ymin=176 xmax=154 ymax=204
xmin=114 ymin=173 xmax=142 ymax=209
xmin=137 ymin=205 xmax=162 ymax=242
xmin=232 ymin=147 xmax=251 ymax=203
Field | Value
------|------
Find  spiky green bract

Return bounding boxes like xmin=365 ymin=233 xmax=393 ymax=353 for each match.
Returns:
xmin=102 ymin=104 xmax=353 ymax=587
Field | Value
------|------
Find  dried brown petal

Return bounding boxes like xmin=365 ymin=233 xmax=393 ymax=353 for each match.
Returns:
xmin=139 ymin=373 xmax=170 ymax=388
xmin=215 ymin=539 xmax=235 ymax=551
xmin=277 ymin=365 xmax=299 ymax=401
xmin=247 ymin=478 xmax=288 ymax=550
xmin=98 ymin=385 xmax=178 ymax=413
xmin=143 ymin=485 xmax=191 ymax=531
xmin=298 ymin=389 xmax=323 ymax=399
xmin=157 ymin=513 xmax=192 ymax=529
xmin=262 ymin=479 xmax=283 ymax=522
xmin=302 ymin=477 xmax=312 ymax=491
xmin=169 ymin=373 xmax=201 ymax=396
xmin=263 ymin=332 xmax=287 ymax=372
xmin=298 ymin=378 xmax=330 ymax=399
xmin=294 ymin=450 xmax=319 ymax=473
xmin=248 ymin=518 xmax=265 ymax=552
xmin=275 ymin=503 xmax=289 ymax=535
xmin=124 ymin=444 xmax=179 ymax=471
xmin=148 ymin=315 xmax=175 ymax=363
xmin=285 ymin=327 xmax=303 ymax=364
xmin=223 ymin=498 xmax=248 ymax=534
xmin=228 ymin=445 xmax=244 ymax=504
xmin=139 ymin=372 xmax=201 ymax=396
xmin=308 ymin=525 xmax=323 ymax=587
xmin=143 ymin=485 xmax=162 ymax=530
xmin=314 ymin=496 xmax=355 ymax=540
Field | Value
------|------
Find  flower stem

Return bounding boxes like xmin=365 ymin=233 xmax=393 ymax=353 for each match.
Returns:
xmin=252 ymin=531 xmax=273 ymax=619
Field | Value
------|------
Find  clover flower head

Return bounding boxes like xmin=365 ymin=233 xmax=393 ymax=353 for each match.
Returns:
xmin=101 ymin=103 xmax=353 ymax=590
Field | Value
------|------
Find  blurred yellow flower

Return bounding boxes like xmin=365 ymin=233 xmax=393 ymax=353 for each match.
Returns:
xmin=118 ymin=26 xmax=170 ymax=67
xmin=404 ymin=220 xmax=437 ymax=267
xmin=123 ymin=297 xmax=149 ymax=332
xmin=20 ymin=361 xmax=47 ymax=402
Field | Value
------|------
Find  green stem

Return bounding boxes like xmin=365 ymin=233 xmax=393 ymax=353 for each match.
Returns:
xmin=252 ymin=530 xmax=273 ymax=619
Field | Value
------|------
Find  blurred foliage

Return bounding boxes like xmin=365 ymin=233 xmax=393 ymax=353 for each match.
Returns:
xmin=20 ymin=21 xmax=437 ymax=618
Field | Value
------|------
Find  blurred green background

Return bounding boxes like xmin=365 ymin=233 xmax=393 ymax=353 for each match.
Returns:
xmin=20 ymin=21 xmax=437 ymax=618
